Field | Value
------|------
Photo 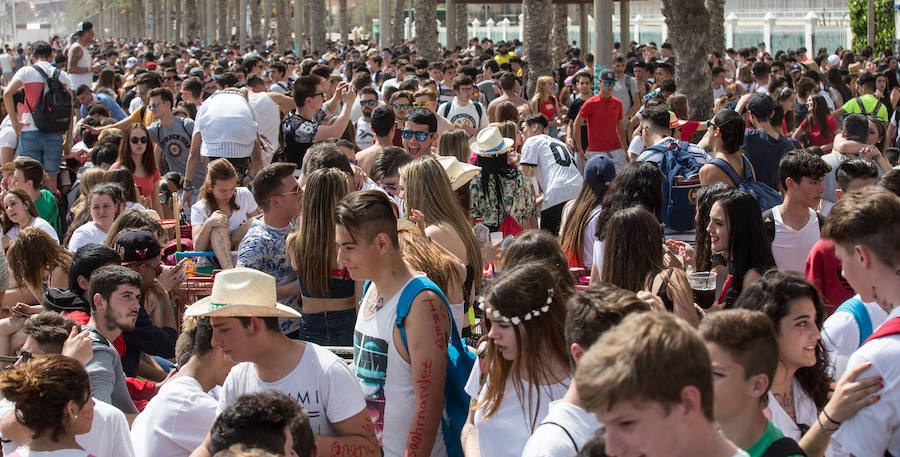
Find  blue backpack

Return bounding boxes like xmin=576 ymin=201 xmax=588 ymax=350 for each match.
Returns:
xmin=644 ymin=140 xmax=703 ymax=231
xmin=835 ymin=295 xmax=874 ymax=347
xmin=363 ymin=277 xmax=474 ymax=457
xmin=710 ymin=155 xmax=783 ymax=211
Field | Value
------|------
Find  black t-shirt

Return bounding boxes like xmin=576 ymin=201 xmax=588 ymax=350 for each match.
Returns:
xmin=743 ymin=129 xmax=796 ymax=190
xmin=283 ymin=109 xmax=326 ymax=167
xmin=568 ymin=96 xmax=589 ymax=151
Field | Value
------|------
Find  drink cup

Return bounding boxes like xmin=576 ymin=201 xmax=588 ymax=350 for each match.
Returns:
xmin=688 ymin=271 xmax=717 ymax=309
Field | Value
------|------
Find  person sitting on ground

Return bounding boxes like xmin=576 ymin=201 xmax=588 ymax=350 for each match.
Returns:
xmin=11 ymin=156 xmax=61 ymax=238
xmin=65 ymin=182 xmax=126 ymax=253
xmin=1 ymin=187 xmax=59 ymax=247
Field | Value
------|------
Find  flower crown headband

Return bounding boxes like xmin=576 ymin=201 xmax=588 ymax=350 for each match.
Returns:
xmin=477 ymin=288 xmax=553 ymax=325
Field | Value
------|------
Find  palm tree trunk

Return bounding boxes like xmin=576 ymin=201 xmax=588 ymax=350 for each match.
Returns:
xmin=705 ymin=0 xmax=725 ymax=58
xmin=414 ymin=0 xmax=437 ymax=60
xmin=184 ymin=0 xmax=198 ymax=40
xmin=551 ymin=4 xmax=568 ymax=66
xmin=249 ymin=0 xmax=260 ymax=41
xmin=339 ymin=0 xmax=348 ymax=42
xmin=391 ymin=0 xmax=404 ymax=45
xmin=455 ymin=2 xmax=467 ymax=48
xmin=523 ymin=0 xmax=551 ymax=96
xmin=310 ymin=0 xmax=327 ymax=52
xmin=276 ymin=0 xmax=292 ymax=51
xmin=661 ymin=0 xmax=713 ymax=119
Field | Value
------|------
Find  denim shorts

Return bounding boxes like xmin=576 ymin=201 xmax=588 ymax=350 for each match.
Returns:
xmin=19 ymin=130 xmax=63 ymax=174
xmin=299 ymin=308 xmax=356 ymax=346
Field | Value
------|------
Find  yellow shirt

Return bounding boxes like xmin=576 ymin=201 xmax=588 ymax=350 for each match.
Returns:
xmin=494 ymin=51 xmax=517 ymax=65
xmin=128 ymin=105 xmax=157 ymax=127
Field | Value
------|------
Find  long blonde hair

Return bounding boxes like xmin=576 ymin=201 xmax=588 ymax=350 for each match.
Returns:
xmin=529 ymin=75 xmax=556 ymax=109
xmin=70 ymin=168 xmax=107 ymax=216
xmin=437 ymin=129 xmax=469 ymax=163
xmin=397 ymin=226 xmax=462 ymax=298
xmin=399 ymin=157 xmax=482 ymax=289
xmin=288 ymin=168 xmax=349 ymax=297
xmin=7 ymin=227 xmax=71 ymax=296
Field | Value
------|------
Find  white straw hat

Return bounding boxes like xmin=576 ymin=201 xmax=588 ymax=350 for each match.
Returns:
xmin=470 ymin=126 xmax=514 ymax=156
xmin=436 ymin=155 xmax=481 ymax=190
xmin=184 ymin=268 xmax=301 ymax=318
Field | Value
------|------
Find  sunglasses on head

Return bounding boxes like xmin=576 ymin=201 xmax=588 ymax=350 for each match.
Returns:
xmin=393 ymin=103 xmax=411 ymax=110
xmin=360 ymin=100 xmax=377 ymax=106
xmin=401 ymin=129 xmax=430 ymax=141
xmin=130 ymin=136 xmax=149 ymax=144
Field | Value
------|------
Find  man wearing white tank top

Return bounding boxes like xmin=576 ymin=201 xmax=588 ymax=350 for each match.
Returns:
xmin=68 ymin=22 xmax=96 ymax=94
xmin=335 ymin=191 xmax=451 ymax=457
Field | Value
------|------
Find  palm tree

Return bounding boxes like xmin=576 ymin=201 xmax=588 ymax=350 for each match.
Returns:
xmin=339 ymin=0 xmax=349 ymax=42
xmin=414 ymin=0 xmax=438 ymax=60
xmin=392 ymin=0 xmax=404 ymax=45
xmin=454 ymin=2 xmax=467 ymax=48
xmin=661 ymin=0 xmax=714 ymax=119
xmin=310 ymin=0 xmax=327 ymax=52
xmin=523 ymin=0 xmax=551 ymax=96
xmin=706 ymin=0 xmax=725 ymax=58
xmin=276 ymin=0 xmax=293 ymax=51
xmin=185 ymin=0 xmax=199 ymax=40
xmin=249 ymin=0 xmax=261 ymax=41
xmin=551 ymin=4 xmax=568 ymax=65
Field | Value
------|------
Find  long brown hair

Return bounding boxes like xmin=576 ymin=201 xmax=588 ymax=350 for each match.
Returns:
xmin=103 ymin=167 xmax=139 ymax=203
xmin=400 ymin=157 xmax=482 ymax=289
xmin=117 ymin=123 xmax=157 ymax=175
xmin=502 ymin=229 xmax=575 ymax=299
xmin=200 ymin=158 xmax=240 ymax=213
xmin=1 ymin=188 xmax=40 ymax=233
xmin=601 ymin=206 xmax=665 ymax=292
xmin=8 ymin=227 xmax=71 ymax=295
xmin=397 ymin=226 xmax=462 ymax=298
xmin=559 ymin=179 xmax=608 ymax=266
xmin=288 ymin=168 xmax=348 ymax=297
xmin=477 ymin=262 xmax=569 ymax=428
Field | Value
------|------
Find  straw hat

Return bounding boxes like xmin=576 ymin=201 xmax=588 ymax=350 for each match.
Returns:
xmin=470 ymin=126 xmax=514 ymax=156
xmin=668 ymin=110 xmax=688 ymax=129
xmin=436 ymin=156 xmax=481 ymax=191
xmin=184 ymin=268 xmax=302 ymax=318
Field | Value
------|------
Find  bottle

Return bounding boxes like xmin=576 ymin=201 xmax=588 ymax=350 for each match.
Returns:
xmin=473 ymin=218 xmax=490 ymax=247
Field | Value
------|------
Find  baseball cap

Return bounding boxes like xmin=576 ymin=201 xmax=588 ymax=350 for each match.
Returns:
xmin=584 ymin=155 xmax=616 ymax=187
xmin=74 ymin=21 xmax=93 ymax=35
xmin=114 ymin=230 xmax=162 ymax=264
xmin=747 ymin=92 xmax=774 ymax=118
xmin=600 ymin=69 xmax=616 ymax=83
xmin=146 ymin=62 xmax=157 ymax=70
xmin=828 ymin=54 xmax=840 ymax=68
xmin=789 ymin=62 xmax=802 ymax=73
xmin=125 ymin=57 xmax=138 ymax=69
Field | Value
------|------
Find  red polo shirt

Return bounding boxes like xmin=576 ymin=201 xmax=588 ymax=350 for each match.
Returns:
xmin=578 ymin=93 xmax=623 ymax=151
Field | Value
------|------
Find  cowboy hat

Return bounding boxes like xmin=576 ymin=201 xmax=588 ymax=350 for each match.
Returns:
xmin=184 ymin=268 xmax=302 ymax=318
xmin=669 ymin=110 xmax=688 ymax=129
xmin=436 ymin=155 xmax=481 ymax=191
xmin=470 ymin=126 xmax=514 ymax=156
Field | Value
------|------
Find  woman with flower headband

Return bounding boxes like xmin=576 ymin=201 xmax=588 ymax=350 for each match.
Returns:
xmin=461 ymin=262 xmax=570 ymax=457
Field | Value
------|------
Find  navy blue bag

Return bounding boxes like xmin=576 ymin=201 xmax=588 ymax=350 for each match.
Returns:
xmin=645 ymin=140 xmax=703 ymax=231
xmin=710 ymin=155 xmax=783 ymax=211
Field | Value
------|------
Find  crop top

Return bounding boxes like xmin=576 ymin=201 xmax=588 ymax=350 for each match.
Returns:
xmin=298 ymin=268 xmax=355 ymax=299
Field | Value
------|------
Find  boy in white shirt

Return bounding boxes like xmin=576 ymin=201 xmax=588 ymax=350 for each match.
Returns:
xmin=522 ymin=283 xmax=650 ymax=457
xmin=763 ymin=151 xmax=831 ymax=273
xmin=437 ymin=75 xmax=487 ymax=139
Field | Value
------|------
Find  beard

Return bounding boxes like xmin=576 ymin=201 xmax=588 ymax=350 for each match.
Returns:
xmin=105 ymin=306 xmax=136 ymax=333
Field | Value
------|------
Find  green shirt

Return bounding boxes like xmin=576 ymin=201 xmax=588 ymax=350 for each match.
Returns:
xmin=745 ymin=421 xmax=803 ymax=457
xmin=841 ymin=93 xmax=889 ymax=122
xmin=33 ymin=189 xmax=60 ymax=239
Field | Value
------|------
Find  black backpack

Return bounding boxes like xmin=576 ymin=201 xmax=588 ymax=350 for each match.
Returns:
xmin=26 ymin=65 xmax=72 ymax=133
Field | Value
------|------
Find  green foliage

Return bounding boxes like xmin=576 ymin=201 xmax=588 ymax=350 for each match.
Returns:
xmin=849 ymin=0 xmax=895 ymax=53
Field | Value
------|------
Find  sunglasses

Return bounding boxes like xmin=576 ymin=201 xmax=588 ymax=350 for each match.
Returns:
xmin=393 ymin=103 xmax=411 ymax=110
xmin=643 ymin=91 xmax=660 ymax=100
xmin=412 ymin=102 xmax=431 ymax=108
xmin=381 ymin=183 xmax=398 ymax=192
xmin=130 ymin=136 xmax=149 ymax=144
xmin=401 ymin=129 xmax=430 ymax=141
xmin=602 ymin=81 xmax=615 ymax=87
xmin=148 ymin=102 xmax=159 ymax=109
xmin=278 ymin=185 xmax=302 ymax=196
xmin=360 ymin=100 xmax=377 ymax=106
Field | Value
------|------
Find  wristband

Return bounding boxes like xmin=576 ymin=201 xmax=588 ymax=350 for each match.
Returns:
xmin=822 ymin=409 xmax=842 ymax=426
xmin=817 ymin=413 xmax=838 ymax=435
xmin=184 ymin=180 xmax=194 ymax=188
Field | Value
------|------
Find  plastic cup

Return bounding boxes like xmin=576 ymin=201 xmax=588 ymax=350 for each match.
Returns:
xmin=688 ymin=271 xmax=717 ymax=309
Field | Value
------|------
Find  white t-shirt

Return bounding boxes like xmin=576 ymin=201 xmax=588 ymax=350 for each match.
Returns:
xmin=627 ymin=135 xmax=645 ymax=159
xmin=191 ymin=187 xmax=258 ymax=233
xmin=218 ymin=343 xmax=366 ymax=437
xmin=520 ymin=134 xmax=583 ymax=210
xmin=439 ymin=98 xmax=488 ymax=135
xmin=560 ymin=202 xmax=602 ymax=271
xmin=0 ymin=54 xmax=13 ymax=74
xmin=10 ymin=61 xmax=71 ymax=133
xmin=0 ymin=396 xmax=135 ymax=457
xmin=591 ymin=239 xmax=606 ymax=278
xmin=130 ymin=376 xmax=217 ymax=457
xmin=767 ymin=378 xmax=841 ymax=457
xmin=521 ymin=400 xmax=603 ymax=457
xmin=67 ymin=221 xmax=108 ymax=253
xmin=4 ymin=217 xmax=58 ymax=244
xmin=0 ymin=116 xmax=18 ymax=154
xmin=770 ymin=206 xmax=820 ymax=274
xmin=822 ymin=296 xmax=888 ymax=374
xmin=464 ymin=361 xmax=570 ymax=457
xmin=833 ymin=307 xmax=900 ymax=457
xmin=355 ymin=118 xmax=376 ymax=149
xmin=249 ymin=92 xmax=280 ymax=151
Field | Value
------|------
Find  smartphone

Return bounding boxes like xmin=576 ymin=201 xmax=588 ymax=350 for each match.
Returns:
xmin=11 ymin=305 xmax=30 ymax=317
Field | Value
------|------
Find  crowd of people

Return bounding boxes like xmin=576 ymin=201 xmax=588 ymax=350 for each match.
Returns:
xmin=0 ymin=18 xmax=897 ymax=457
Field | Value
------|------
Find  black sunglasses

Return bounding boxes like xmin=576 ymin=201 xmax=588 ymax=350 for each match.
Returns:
xmin=130 ymin=136 xmax=149 ymax=144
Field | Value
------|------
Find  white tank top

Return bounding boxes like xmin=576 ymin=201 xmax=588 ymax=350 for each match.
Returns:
xmin=353 ymin=274 xmax=447 ymax=457
xmin=69 ymin=42 xmax=92 ymax=91
xmin=249 ymin=92 xmax=279 ymax=148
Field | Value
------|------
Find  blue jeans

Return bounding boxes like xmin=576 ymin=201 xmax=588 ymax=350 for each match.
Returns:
xmin=19 ymin=130 xmax=63 ymax=174
xmin=299 ymin=308 xmax=356 ymax=346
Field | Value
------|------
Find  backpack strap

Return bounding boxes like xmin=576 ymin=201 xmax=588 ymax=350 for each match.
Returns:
xmin=836 ymin=296 xmax=874 ymax=346
xmin=864 ymin=316 xmax=900 ymax=345
xmin=855 ymin=97 xmax=868 ymax=115
xmin=762 ymin=208 xmax=776 ymax=242
xmin=395 ymin=276 xmax=462 ymax=354
xmin=439 ymin=101 xmax=451 ymax=118
xmin=815 ymin=212 xmax=825 ymax=231
xmin=873 ymin=100 xmax=885 ymax=119
xmin=710 ymin=157 xmax=744 ymax=185
xmin=542 ymin=421 xmax=579 ymax=452
xmin=474 ymin=101 xmax=483 ymax=119
xmin=760 ymin=437 xmax=807 ymax=457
